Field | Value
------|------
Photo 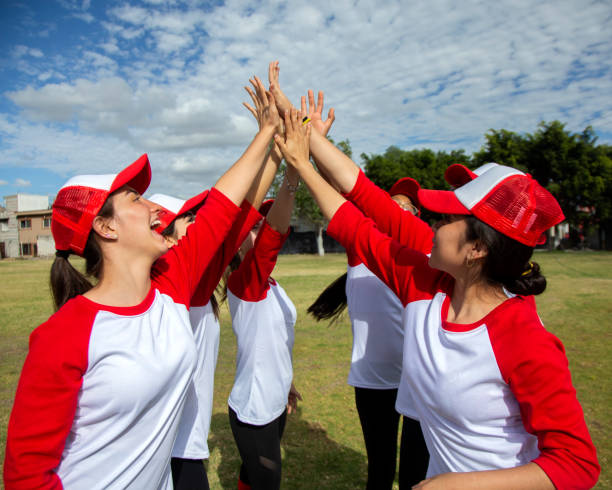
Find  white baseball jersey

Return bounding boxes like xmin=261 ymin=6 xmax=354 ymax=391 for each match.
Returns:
xmin=327 ymin=175 xmax=600 ymax=489
xmin=227 ymin=222 xmax=296 ymax=425
xmin=5 ymin=189 xmax=240 ymax=489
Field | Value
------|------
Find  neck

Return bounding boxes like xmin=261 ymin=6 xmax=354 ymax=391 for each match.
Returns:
xmin=83 ymin=252 xmax=154 ymax=307
xmin=447 ymin=274 xmax=507 ymax=324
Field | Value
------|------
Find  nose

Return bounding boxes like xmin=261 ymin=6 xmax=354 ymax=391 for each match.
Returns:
xmin=141 ymin=198 xmax=162 ymax=216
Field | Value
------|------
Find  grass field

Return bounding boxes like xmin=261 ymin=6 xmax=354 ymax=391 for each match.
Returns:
xmin=1 ymin=252 xmax=610 ymax=489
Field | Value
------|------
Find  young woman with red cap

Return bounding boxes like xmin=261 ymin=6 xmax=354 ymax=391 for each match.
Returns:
xmin=275 ymin=108 xmax=600 ymax=489
xmin=308 ymin=176 xmax=430 ymax=489
xmin=4 ymin=79 xmax=281 ymax=489
xmin=148 ymin=125 xmax=285 ymax=490
xmin=270 ymin=61 xmax=431 ymax=489
xmin=224 ymin=164 xmax=302 ymax=490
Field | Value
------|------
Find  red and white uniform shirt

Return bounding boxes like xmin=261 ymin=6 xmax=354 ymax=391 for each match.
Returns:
xmin=4 ymin=189 xmax=240 ymax=490
xmin=173 ymin=202 xmax=261 ymax=460
xmin=327 ymin=175 xmax=600 ymax=489
xmin=344 ymin=172 xmax=434 ymax=391
xmin=227 ymin=222 xmax=296 ymax=426
xmin=346 ymin=253 xmax=404 ymax=389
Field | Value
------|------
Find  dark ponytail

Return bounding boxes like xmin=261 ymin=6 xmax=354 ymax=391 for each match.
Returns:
xmin=220 ymin=254 xmax=242 ymax=304
xmin=50 ymin=197 xmax=115 ymax=310
xmin=464 ymin=216 xmax=547 ymax=296
xmin=307 ymin=273 xmax=348 ymax=324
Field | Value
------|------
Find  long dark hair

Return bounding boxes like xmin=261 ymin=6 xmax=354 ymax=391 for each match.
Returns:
xmin=307 ymin=272 xmax=348 ymax=324
xmin=50 ymin=197 xmax=115 ymax=310
xmin=464 ymin=216 xmax=546 ymax=296
xmin=161 ymin=210 xmax=220 ymax=319
xmin=220 ymin=254 xmax=242 ymax=304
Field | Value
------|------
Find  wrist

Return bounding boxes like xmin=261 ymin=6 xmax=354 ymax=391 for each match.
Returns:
xmin=258 ymin=125 xmax=276 ymax=138
xmin=284 ymin=170 xmax=300 ymax=194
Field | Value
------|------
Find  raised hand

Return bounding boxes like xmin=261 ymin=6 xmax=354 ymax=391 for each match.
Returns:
xmin=243 ymin=75 xmax=280 ymax=132
xmin=268 ymin=61 xmax=293 ymax=115
xmin=275 ymin=108 xmax=311 ymax=171
xmin=301 ymin=89 xmax=335 ymax=137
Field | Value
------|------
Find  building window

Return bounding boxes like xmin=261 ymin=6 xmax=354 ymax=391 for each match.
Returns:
xmin=43 ymin=217 xmax=52 ymax=228
xmin=21 ymin=243 xmax=32 ymax=255
xmin=0 ymin=221 xmax=8 ymax=232
xmin=20 ymin=219 xmax=31 ymax=229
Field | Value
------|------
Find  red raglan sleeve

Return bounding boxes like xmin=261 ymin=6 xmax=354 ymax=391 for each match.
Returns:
xmin=4 ymin=304 xmax=95 ymax=489
xmin=344 ymin=170 xmax=434 ymax=253
xmin=227 ymin=221 xmax=289 ymax=301
xmin=152 ymin=188 xmax=241 ymax=305
xmin=489 ymin=304 xmax=600 ymax=489
xmin=327 ymin=201 xmax=449 ymax=307
xmin=191 ymin=201 xmax=262 ymax=306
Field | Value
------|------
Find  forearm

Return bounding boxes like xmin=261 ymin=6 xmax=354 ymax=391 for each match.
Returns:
xmin=266 ymin=168 xmax=296 ymax=234
xmin=416 ymin=463 xmax=554 ymax=490
xmin=244 ymin=144 xmax=283 ymax=209
xmin=309 ymin=130 xmax=359 ymax=194
xmin=214 ymin=126 xmax=276 ymax=205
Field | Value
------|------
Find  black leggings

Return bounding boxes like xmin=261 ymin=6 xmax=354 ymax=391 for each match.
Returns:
xmin=354 ymin=387 xmax=429 ymax=489
xmin=171 ymin=457 xmax=210 ymax=490
xmin=229 ymin=406 xmax=287 ymax=490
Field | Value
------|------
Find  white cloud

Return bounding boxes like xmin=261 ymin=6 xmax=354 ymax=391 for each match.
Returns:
xmin=73 ymin=12 xmax=95 ymax=23
xmin=0 ymin=179 xmax=8 ymax=186
xmin=15 ymin=178 xmax=31 ymax=186
xmin=1 ymin=0 xmax=611 ymax=197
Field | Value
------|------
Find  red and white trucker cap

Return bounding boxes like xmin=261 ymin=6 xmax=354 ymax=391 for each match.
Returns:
xmin=444 ymin=162 xmax=499 ymax=188
xmin=148 ymin=190 xmax=209 ymax=233
xmin=418 ymin=163 xmax=565 ymax=247
xmin=389 ymin=177 xmax=421 ymax=207
xmin=52 ymin=154 xmax=151 ymax=255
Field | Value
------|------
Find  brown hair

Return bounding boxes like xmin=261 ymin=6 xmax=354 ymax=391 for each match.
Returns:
xmin=464 ymin=216 xmax=546 ymax=296
xmin=307 ymin=273 xmax=348 ymax=324
xmin=50 ymin=195 xmax=115 ymax=310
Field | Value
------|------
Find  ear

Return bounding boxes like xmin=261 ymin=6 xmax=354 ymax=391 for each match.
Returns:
xmin=92 ymin=215 xmax=118 ymax=241
xmin=468 ymin=240 xmax=488 ymax=261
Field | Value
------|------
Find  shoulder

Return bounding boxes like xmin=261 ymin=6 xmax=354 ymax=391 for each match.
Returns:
xmin=486 ymin=296 xmax=566 ymax=379
xmin=30 ymin=297 xmax=98 ymax=369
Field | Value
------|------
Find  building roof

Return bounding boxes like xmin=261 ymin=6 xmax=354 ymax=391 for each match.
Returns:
xmin=15 ymin=209 xmax=52 ymax=217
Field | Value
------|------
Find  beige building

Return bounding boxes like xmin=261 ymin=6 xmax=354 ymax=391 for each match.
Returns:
xmin=1 ymin=193 xmax=53 ymax=258
xmin=16 ymin=209 xmax=55 ymax=257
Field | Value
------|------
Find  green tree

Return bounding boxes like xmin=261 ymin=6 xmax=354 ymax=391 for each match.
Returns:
xmin=361 ymin=147 xmax=470 ymax=191
xmin=474 ymin=121 xmax=612 ymax=248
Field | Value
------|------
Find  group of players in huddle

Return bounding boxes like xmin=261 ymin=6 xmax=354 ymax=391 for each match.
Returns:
xmin=4 ymin=62 xmax=600 ymax=490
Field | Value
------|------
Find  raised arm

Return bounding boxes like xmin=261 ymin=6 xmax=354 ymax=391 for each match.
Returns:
xmin=274 ymin=109 xmax=345 ymax=222
xmin=214 ymin=76 xmax=280 ymax=206
xmin=242 ymin=80 xmax=285 ymax=210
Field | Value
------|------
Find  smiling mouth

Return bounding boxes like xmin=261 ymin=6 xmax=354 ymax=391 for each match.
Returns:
xmin=150 ymin=219 xmax=161 ymax=230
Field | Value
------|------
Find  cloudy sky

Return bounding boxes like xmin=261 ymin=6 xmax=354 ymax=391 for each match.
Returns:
xmin=1 ymin=0 xmax=611 ymax=202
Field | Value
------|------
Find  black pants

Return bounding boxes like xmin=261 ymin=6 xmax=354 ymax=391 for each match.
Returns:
xmin=229 ymin=406 xmax=287 ymax=490
xmin=354 ymin=387 xmax=429 ymax=489
xmin=171 ymin=457 xmax=210 ymax=490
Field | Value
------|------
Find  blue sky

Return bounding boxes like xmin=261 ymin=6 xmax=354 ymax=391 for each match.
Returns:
xmin=1 ymin=0 xmax=611 ymax=203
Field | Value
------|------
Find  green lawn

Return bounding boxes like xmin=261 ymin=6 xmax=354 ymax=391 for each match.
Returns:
xmin=1 ymin=252 xmax=610 ymax=489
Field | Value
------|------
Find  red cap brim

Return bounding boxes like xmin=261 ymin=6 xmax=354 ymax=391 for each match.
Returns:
xmin=445 ymin=164 xmax=477 ymax=188
xmin=178 ymin=190 xmax=209 ymax=216
xmin=417 ymin=189 xmax=471 ymax=215
xmin=389 ymin=177 xmax=420 ymax=205
xmin=110 ymin=154 xmax=151 ymax=195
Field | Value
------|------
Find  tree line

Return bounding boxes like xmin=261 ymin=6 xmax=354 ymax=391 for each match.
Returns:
xmin=281 ymin=121 xmax=612 ymax=252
